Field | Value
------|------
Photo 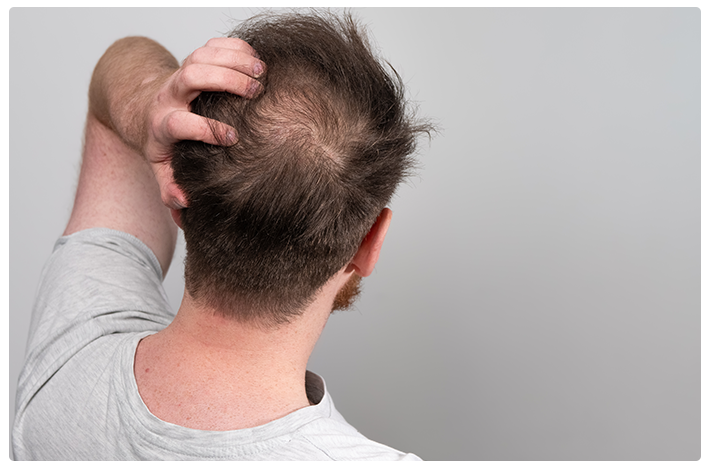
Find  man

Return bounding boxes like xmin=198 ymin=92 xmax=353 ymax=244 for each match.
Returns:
xmin=13 ymin=11 xmax=429 ymax=460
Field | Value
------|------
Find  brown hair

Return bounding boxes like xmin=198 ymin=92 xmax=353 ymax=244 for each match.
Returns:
xmin=172 ymin=10 xmax=432 ymax=326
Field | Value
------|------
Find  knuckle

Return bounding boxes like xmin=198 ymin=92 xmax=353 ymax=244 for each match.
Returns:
xmin=178 ymin=65 xmax=198 ymax=87
xmin=164 ymin=112 xmax=182 ymax=136
xmin=232 ymin=38 xmax=253 ymax=52
xmin=205 ymin=37 xmax=222 ymax=48
xmin=202 ymin=37 xmax=255 ymax=55
xmin=189 ymin=46 xmax=211 ymax=64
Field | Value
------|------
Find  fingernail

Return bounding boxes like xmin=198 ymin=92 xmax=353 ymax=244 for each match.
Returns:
xmin=249 ymin=80 xmax=263 ymax=98
xmin=253 ymin=61 xmax=265 ymax=77
xmin=226 ymin=129 xmax=238 ymax=145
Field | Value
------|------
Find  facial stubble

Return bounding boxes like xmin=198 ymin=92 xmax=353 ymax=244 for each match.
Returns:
xmin=331 ymin=273 xmax=362 ymax=312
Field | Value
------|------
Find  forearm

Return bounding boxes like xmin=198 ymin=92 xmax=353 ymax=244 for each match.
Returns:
xmin=65 ymin=114 xmax=177 ymax=275
xmin=68 ymin=35 xmax=264 ymax=272
xmin=88 ymin=36 xmax=179 ymax=155
xmin=67 ymin=37 xmax=181 ymax=274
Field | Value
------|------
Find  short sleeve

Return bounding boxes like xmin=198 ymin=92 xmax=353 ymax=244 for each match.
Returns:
xmin=16 ymin=228 xmax=175 ymax=419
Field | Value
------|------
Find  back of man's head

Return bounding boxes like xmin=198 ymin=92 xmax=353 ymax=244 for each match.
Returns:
xmin=172 ymin=10 xmax=430 ymax=327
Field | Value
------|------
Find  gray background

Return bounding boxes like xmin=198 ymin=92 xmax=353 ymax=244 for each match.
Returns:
xmin=9 ymin=8 xmax=700 ymax=461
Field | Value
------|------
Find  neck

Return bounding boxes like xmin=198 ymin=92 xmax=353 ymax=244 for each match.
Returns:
xmin=134 ymin=276 xmax=346 ymax=431
xmin=167 ymin=291 xmax=330 ymax=386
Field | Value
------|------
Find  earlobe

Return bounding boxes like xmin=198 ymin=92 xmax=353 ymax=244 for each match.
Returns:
xmin=349 ymin=208 xmax=392 ymax=277
xmin=170 ymin=209 xmax=183 ymax=229
xmin=152 ymin=162 xmax=189 ymax=210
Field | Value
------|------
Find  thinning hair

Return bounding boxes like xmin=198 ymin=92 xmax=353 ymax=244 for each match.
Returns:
xmin=172 ymin=10 xmax=431 ymax=327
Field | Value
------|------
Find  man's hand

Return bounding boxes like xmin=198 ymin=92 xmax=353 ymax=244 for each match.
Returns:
xmin=144 ymin=38 xmax=265 ymax=209
xmin=89 ymin=36 xmax=265 ymax=209
xmin=65 ymin=35 xmax=265 ymax=274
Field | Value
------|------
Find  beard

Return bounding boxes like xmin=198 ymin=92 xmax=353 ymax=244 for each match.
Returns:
xmin=331 ymin=273 xmax=362 ymax=312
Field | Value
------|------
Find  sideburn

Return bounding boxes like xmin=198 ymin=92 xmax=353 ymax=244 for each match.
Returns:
xmin=331 ymin=274 xmax=362 ymax=312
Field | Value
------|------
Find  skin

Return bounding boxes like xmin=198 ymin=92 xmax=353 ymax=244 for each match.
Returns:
xmin=63 ymin=35 xmax=393 ymax=431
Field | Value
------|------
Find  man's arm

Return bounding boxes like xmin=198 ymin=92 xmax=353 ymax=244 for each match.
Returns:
xmin=64 ymin=114 xmax=178 ymax=274
xmin=64 ymin=36 xmax=265 ymax=275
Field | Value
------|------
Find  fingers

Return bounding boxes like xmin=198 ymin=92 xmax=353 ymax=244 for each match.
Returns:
xmin=152 ymin=112 xmax=236 ymax=210
xmin=180 ymin=37 xmax=265 ymax=102
xmin=149 ymin=36 xmax=261 ymax=163
xmin=174 ymin=63 xmax=263 ymax=103
xmin=204 ymin=37 xmax=258 ymax=56
xmin=163 ymin=110 xmax=237 ymax=146
xmin=185 ymin=39 xmax=266 ymax=79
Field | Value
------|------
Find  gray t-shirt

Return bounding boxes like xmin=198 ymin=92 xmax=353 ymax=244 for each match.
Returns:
xmin=13 ymin=228 xmax=420 ymax=461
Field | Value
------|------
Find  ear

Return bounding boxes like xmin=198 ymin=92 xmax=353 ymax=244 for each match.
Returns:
xmin=170 ymin=208 xmax=183 ymax=229
xmin=152 ymin=162 xmax=188 ymax=210
xmin=348 ymin=208 xmax=393 ymax=277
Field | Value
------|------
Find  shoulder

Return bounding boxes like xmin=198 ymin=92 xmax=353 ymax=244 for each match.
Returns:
xmin=291 ymin=372 xmax=422 ymax=461
xmin=294 ymin=416 xmax=422 ymax=461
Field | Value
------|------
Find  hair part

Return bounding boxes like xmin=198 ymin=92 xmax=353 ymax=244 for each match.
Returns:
xmin=172 ymin=10 xmax=432 ymax=327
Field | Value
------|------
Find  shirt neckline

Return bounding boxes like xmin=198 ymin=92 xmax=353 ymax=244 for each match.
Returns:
xmin=116 ymin=331 xmax=333 ymax=458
